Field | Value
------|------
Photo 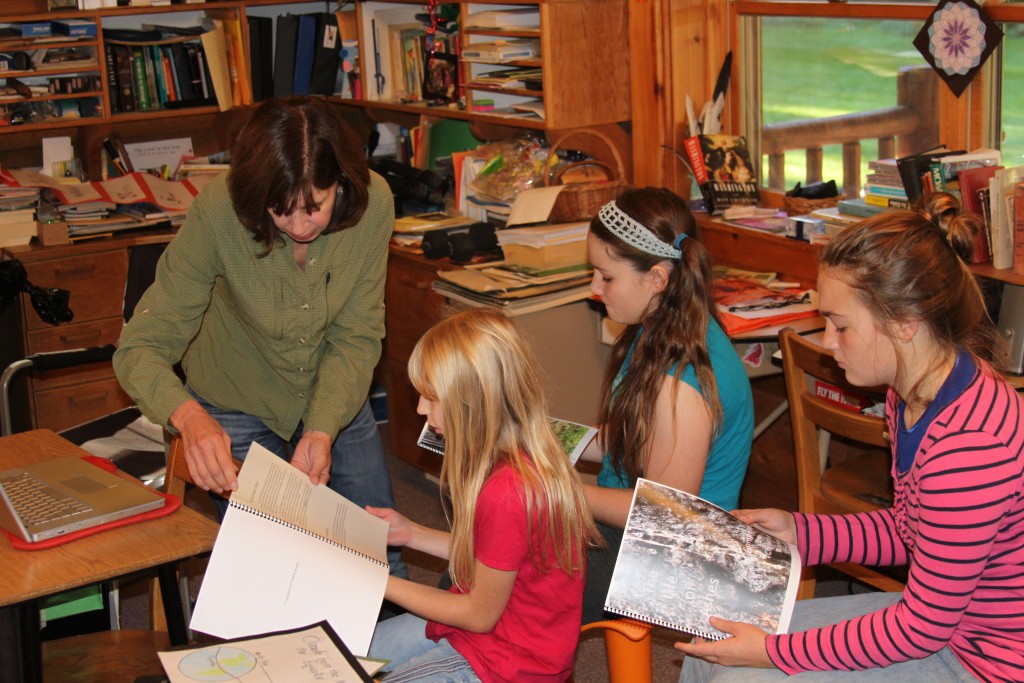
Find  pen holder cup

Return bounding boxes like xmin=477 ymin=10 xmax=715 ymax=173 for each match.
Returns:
xmin=544 ymin=129 xmax=627 ymax=223
xmin=784 ymin=194 xmax=843 ymax=217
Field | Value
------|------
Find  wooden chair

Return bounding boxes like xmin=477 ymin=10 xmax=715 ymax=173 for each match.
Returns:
xmin=779 ymin=328 xmax=905 ymax=600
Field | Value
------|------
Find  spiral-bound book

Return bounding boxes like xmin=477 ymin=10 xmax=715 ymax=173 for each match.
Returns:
xmin=190 ymin=442 xmax=389 ymax=656
xmin=604 ymin=479 xmax=801 ymax=640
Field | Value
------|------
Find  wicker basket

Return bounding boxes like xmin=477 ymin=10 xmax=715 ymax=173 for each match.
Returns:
xmin=784 ymin=194 xmax=844 ymax=216
xmin=544 ymin=129 xmax=627 ymax=222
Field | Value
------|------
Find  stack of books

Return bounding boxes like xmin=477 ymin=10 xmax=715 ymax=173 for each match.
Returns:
xmin=0 ymin=187 xmax=39 ymax=248
xmin=432 ymin=259 xmax=593 ymax=317
xmin=495 ymin=223 xmax=589 ymax=271
xmin=862 ymin=158 xmax=909 ymax=209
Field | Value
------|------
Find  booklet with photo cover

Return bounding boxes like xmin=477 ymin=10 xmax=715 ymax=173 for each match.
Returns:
xmin=417 ymin=417 xmax=597 ymax=465
xmin=605 ymin=479 xmax=801 ymax=640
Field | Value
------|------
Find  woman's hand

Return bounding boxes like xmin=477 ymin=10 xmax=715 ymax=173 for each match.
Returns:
xmin=674 ymin=617 xmax=774 ymax=669
xmin=292 ymin=430 xmax=332 ymax=485
xmin=732 ymin=508 xmax=797 ymax=546
xmin=170 ymin=399 xmax=236 ymax=494
xmin=366 ymin=506 xmax=416 ymax=547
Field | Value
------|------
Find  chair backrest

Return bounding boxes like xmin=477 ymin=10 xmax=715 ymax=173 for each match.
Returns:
xmin=779 ymin=328 xmax=890 ymax=515
xmin=165 ymin=433 xmax=241 ymax=501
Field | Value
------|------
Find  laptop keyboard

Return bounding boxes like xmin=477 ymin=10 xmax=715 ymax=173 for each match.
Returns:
xmin=0 ymin=471 xmax=94 ymax=527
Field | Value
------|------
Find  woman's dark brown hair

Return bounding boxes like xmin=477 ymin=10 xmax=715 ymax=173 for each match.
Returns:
xmin=591 ymin=186 xmax=722 ymax=483
xmin=228 ymin=96 xmax=371 ymax=250
xmin=820 ymin=191 xmax=1003 ymax=408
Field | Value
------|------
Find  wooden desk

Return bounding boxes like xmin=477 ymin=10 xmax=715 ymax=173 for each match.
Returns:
xmin=0 ymin=429 xmax=219 ymax=683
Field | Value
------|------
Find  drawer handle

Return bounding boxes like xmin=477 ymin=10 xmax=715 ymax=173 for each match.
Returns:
xmin=68 ymin=390 xmax=108 ymax=405
xmin=55 ymin=263 xmax=97 ymax=277
xmin=59 ymin=330 xmax=102 ymax=345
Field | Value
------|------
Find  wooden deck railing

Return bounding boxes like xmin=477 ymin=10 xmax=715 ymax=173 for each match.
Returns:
xmin=760 ymin=66 xmax=939 ymax=194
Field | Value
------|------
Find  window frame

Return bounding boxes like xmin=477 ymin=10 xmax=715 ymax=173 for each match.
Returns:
xmin=729 ymin=0 xmax=1024 ymax=192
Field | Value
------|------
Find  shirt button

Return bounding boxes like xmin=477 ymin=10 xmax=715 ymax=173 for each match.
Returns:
xmin=301 ymin=303 xmax=310 ymax=310
xmin=299 ymin=392 xmax=306 ymax=398
xmin=309 ymin=257 xmax=316 ymax=265
xmin=299 ymin=337 xmax=307 ymax=344
xmin=299 ymin=367 xmax=305 ymax=373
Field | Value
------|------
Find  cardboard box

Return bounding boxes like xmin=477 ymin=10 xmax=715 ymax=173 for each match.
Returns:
xmin=51 ymin=19 xmax=98 ymax=39
xmin=1 ymin=22 xmax=52 ymax=38
xmin=36 ymin=221 xmax=69 ymax=246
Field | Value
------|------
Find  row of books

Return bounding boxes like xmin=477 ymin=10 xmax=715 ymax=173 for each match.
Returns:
xmin=104 ymin=39 xmax=217 ymax=113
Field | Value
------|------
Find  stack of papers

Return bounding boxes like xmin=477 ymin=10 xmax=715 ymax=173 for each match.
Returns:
xmin=432 ymin=260 xmax=593 ymax=317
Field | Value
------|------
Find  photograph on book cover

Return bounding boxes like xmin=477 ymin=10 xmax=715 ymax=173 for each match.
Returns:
xmin=605 ymin=479 xmax=799 ymax=640
xmin=422 ymin=51 xmax=459 ymax=103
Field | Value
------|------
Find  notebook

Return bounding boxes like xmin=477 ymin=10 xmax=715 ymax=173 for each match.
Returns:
xmin=0 ymin=456 xmax=165 ymax=543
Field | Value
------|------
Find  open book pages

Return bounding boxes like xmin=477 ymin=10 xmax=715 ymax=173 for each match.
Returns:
xmin=605 ymin=479 xmax=801 ymax=640
xmin=158 ymin=621 xmax=382 ymax=683
xmin=417 ymin=418 xmax=596 ymax=465
xmin=189 ymin=442 xmax=389 ymax=655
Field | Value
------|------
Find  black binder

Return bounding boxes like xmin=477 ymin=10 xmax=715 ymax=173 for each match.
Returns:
xmin=309 ymin=12 xmax=341 ymax=96
xmin=272 ymin=13 xmax=298 ymax=97
xmin=292 ymin=13 xmax=318 ymax=95
xmin=247 ymin=15 xmax=273 ymax=101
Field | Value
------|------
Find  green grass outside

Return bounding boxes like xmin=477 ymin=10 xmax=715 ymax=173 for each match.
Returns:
xmin=761 ymin=17 xmax=1023 ymax=192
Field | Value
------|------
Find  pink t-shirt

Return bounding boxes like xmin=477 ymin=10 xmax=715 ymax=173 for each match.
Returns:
xmin=426 ymin=462 xmax=584 ymax=683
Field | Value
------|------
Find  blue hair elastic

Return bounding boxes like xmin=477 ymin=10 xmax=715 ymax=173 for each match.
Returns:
xmin=672 ymin=232 xmax=688 ymax=252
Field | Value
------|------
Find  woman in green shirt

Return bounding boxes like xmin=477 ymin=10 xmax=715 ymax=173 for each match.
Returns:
xmin=113 ymin=96 xmax=406 ymax=576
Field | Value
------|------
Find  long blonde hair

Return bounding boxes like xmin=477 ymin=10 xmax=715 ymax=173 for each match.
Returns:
xmin=407 ymin=309 xmax=601 ymax=589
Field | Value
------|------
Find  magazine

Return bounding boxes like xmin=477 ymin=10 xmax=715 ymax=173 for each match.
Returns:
xmin=604 ymin=479 xmax=801 ymax=640
xmin=417 ymin=417 xmax=597 ymax=465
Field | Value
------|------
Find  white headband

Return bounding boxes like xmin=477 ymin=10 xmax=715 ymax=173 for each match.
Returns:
xmin=598 ymin=200 xmax=683 ymax=260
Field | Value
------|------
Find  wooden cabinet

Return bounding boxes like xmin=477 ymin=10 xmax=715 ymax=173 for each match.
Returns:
xmin=383 ymin=247 xmax=462 ymax=475
xmin=1 ymin=230 xmax=175 ymax=433
xmin=351 ymin=0 xmax=630 ymax=132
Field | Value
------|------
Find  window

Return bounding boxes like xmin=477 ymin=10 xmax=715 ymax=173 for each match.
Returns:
xmin=735 ymin=1 xmax=1018 ymax=195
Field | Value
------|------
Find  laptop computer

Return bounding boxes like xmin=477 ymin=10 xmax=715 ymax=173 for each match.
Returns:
xmin=0 ymin=456 xmax=165 ymax=543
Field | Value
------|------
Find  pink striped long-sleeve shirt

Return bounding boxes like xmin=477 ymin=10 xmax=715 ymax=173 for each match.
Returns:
xmin=766 ymin=366 xmax=1024 ymax=681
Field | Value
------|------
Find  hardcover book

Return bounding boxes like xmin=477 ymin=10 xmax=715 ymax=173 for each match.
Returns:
xmin=683 ymin=135 xmax=759 ymax=214
xmin=604 ymin=479 xmax=801 ymax=640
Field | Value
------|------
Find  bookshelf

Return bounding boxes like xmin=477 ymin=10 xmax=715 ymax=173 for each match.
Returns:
xmin=348 ymin=0 xmax=630 ymax=131
xmin=2 ymin=0 xmax=630 ymax=180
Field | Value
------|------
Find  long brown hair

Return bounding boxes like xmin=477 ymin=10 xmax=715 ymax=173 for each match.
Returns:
xmin=592 ymin=187 xmax=722 ymax=483
xmin=407 ymin=309 xmax=601 ymax=590
xmin=228 ymin=96 xmax=370 ymax=253
xmin=820 ymin=191 xmax=1003 ymax=409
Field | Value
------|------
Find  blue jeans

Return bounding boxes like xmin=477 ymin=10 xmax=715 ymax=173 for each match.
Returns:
xmin=680 ymin=592 xmax=974 ymax=682
xmin=190 ymin=388 xmax=408 ymax=578
xmin=368 ymin=613 xmax=480 ymax=682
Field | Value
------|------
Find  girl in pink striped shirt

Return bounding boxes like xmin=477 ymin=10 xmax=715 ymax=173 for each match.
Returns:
xmin=678 ymin=192 xmax=1024 ymax=682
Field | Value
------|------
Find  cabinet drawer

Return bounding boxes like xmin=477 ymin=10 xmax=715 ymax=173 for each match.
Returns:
xmin=385 ymin=264 xmax=446 ymax=344
xmin=26 ymin=317 xmax=124 ymax=354
xmin=33 ymin=376 xmax=133 ymax=433
xmin=22 ymin=250 xmax=128 ymax=331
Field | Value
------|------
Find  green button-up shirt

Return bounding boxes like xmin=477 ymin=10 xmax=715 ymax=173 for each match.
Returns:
xmin=113 ymin=171 xmax=394 ymax=440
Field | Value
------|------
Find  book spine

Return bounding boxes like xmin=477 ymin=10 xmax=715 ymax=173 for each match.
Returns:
xmin=1014 ymin=182 xmax=1024 ymax=276
xmin=114 ymin=45 xmax=136 ymax=113
xmin=973 ymin=186 xmax=992 ymax=265
xmin=228 ymin=500 xmax=390 ymax=569
xmin=130 ymin=47 xmax=151 ymax=111
xmin=862 ymin=183 xmax=909 ymax=199
xmin=683 ymin=136 xmax=708 ymax=185
xmin=104 ymin=45 xmax=121 ymax=113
